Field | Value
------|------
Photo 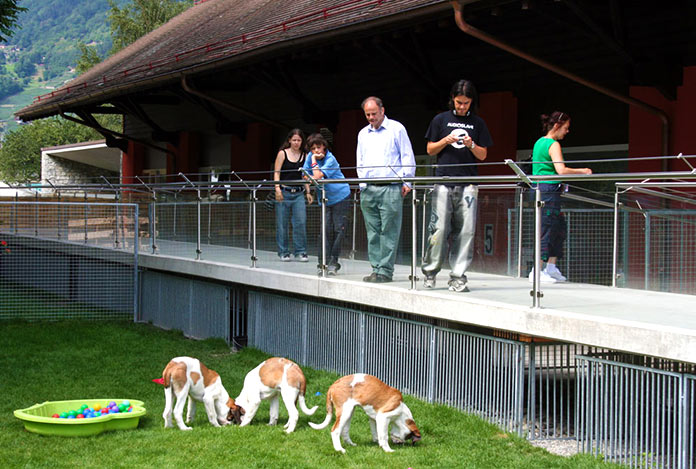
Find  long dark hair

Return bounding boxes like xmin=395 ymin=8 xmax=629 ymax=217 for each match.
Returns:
xmin=278 ymin=128 xmax=306 ymax=152
xmin=449 ymin=79 xmax=479 ymax=115
xmin=541 ymin=111 xmax=570 ymax=133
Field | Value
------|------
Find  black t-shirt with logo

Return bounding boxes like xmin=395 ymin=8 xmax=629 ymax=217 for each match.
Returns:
xmin=424 ymin=110 xmax=493 ymax=178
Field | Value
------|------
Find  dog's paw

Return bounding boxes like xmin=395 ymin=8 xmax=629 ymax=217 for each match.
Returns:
xmin=180 ymin=426 xmax=193 ymax=431
xmin=381 ymin=446 xmax=394 ymax=453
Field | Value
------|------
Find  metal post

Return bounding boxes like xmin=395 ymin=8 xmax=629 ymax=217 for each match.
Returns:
xmin=57 ymin=193 xmax=62 ymax=239
xmin=102 ymin=176 xmax=120 ymax=248
xmin=612 ymin=188 xmax=620 ymax=287
xmin=136 ymin=176 xmax=158 ymax=254
xmin=133 ymin=204 xmax=140 ymax=322
xmin=645 ymin=213 xmax=651 ymax=290
xmin=517 ymin=187 xmax=525 ymax=278
xmin=13 ymin=192 xmax=17 ymax=234
xmin=251 ymin=187 xmax=258 ymax=268
xmin=114 ymin=192 xmax=121 ymax=249
xmin=207 ymin=200 xmax=212 ymax=245
xmin=84 ymin=192 xmax=89 ymax=244
xmin=178 ymin=173 xmax=202 ymax=260
xmin=411 ymin=186 xmax=417 ymax=290
xmin=34 ymin=192 xmax=38 ymax=236
xmin=532 ymin=187 xmax=543 ymax=308
xmin=350 ymin=189 xmax=358 ymax=260
xmin=421 ymin=189 xmax=430 ymax=256
xmin=173 ymin=193 xmax=178 ymax=241
xmin=320 ymin=185 xmax=326 ymax=277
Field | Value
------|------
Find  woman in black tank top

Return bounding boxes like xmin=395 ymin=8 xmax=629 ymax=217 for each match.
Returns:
xmin=273 ymin=129 xmax=313 ymax=261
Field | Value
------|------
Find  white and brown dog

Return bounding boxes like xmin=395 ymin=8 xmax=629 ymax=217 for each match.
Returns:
xmin=309 ymin=373 xmax=421 ymax=453
xmin=158 ymin=356 xmax=234 ymax=430
xmin=226 ymin=357 xmax=317 ymax=433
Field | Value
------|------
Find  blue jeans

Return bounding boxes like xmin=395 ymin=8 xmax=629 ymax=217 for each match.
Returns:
xmin=275 ymin=190 xmax=307 ymax=257
xmin=539 ymin=183 xmax=566 ymax=261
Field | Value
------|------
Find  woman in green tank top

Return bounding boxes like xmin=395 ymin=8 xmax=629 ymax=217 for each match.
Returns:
xmin=530 ymin=111 xmax=592 ymax=283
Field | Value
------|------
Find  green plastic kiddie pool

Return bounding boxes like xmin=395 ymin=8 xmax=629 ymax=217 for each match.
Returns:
xmin=14 ymin=399 xmax=146 ymax=436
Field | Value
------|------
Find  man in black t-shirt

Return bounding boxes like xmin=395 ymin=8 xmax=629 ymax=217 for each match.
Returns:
xmin=422 ymin=80 xmax=493 ymax=292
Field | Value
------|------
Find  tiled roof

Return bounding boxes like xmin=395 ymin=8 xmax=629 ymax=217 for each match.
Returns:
xmin=18 ymin=0 xmax=446 ymax=120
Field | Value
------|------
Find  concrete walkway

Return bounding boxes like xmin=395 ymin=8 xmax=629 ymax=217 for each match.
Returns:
xmin=140 ymin=240 xmax=696 ymax=364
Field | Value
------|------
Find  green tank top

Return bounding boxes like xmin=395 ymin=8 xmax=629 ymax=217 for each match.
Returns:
xmin=532 ymin=137 xmax=559 ymax=183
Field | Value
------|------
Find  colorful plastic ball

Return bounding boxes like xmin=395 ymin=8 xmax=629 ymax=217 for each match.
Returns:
xmin=59 ymin=412 xmax=68 ymax=418
xmin=101 ymin=408 xmax=109 ymax=414
xmin=52 ymin=414 xmax=60 ymax=418
xmin=67 ymin=415 xmax=75 ymax=419
xmin=93 ymin=404 xmax=102 ymax=411
xmin=127 ymin=407 xmax=133 ymax=412
xmin=76 ymin=414 xmax=84 ymax=419
xmin=68 ymin=410 xmax=77 ymax=417
xmin=80 ymin=404 xmax=88 ymax=410
xmin=108 ymin=401 xmax=117 ymax=408
xmin=121 ymin=400 xmax=131 ymax=407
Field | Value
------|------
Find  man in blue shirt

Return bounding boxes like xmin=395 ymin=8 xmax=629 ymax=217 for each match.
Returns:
xmin=356 ymin=96 xmax=416 ymax=283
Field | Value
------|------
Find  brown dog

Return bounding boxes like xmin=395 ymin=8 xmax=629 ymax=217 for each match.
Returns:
xmin=226 ymin=357 xmax=317 ymax=433
xmin=160 ymin=356 xmax=235 ymax=430
xmin=309 ymin=373 xmax=421 ymax=453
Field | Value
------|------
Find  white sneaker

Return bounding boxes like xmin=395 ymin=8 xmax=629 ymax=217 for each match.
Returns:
xmin=528 ymin=269 xmax=557 ymax=284
xmin=423 ymin=275 xmax=436 ymax=289
xmin=280 ymin=254 xmax=291 ymax=262
xmin=544 ymin=264 xmax=567 ymax=282
xmin=448 ymin=277 xmax=469 ymax=292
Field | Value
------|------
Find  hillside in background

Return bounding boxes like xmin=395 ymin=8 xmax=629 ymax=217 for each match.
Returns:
xmin=0 ymin=0 xmax=122 ymax=137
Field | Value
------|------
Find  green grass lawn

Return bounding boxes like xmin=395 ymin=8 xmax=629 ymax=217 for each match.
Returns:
xmin=0 ymin=320 xmax=620 ymax=468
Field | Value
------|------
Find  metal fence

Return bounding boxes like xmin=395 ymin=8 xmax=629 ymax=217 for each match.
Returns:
xmin=508 ymin=193 xmax=696 ymax=294
xmin=248 ymin=290 xmax=528 ymax=434
xmin=576 ymin=354 xmax=696 ymax=469
xmin=0 ymin=202 xmax=138 ymax=320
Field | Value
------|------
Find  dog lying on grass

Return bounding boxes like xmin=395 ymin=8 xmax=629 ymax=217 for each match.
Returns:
xmin=158 ymin=356 xmax=235 ymax=430
xmin=309 ymin=373 xmax=421 ymax=453
xmin=226 ymin=357 xmax=317 ymax=433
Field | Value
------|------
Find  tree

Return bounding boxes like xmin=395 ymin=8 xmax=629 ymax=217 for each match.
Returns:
xmin=0 ymin=0 xmax=26 ymax=43
xmin=0 ymin=116 xmax=111 ymax=182
xmin=76 ymin=0 xmax=190 ymax=76
xmin=76 ymin=43 xmax=102 ymax=75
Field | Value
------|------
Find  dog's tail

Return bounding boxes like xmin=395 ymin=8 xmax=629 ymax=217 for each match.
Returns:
xmin=298 ymin=394 xmax=318 ymax=416
xmin=308 ymin=390 xmax=333 ymax=430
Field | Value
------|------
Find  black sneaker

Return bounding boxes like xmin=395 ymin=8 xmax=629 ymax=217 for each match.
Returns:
xmin=374 ymin=274 xmax=392 ymax=283
xmin=363 ymin=272 xmax=378 ymax=282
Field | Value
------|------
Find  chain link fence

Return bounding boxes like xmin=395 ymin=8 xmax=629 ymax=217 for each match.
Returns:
xmin=0 ymin=201 xmax=138 ymax=320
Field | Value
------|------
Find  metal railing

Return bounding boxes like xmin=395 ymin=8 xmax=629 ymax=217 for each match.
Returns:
xmin=576 ymin=353 xmax=696 ymax=469
xmin=5 ymin=159 xmax=696 ymax=304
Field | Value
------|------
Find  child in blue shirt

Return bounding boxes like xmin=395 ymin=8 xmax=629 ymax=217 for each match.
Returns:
xmin=303 ymin=133 xmax=351 ymax=275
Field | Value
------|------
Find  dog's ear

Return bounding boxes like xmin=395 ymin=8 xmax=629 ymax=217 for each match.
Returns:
xmin=406 ymin=419 xmax=421 ymax=444
xmin=226 ymin=398 xmax=245 ymax=425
